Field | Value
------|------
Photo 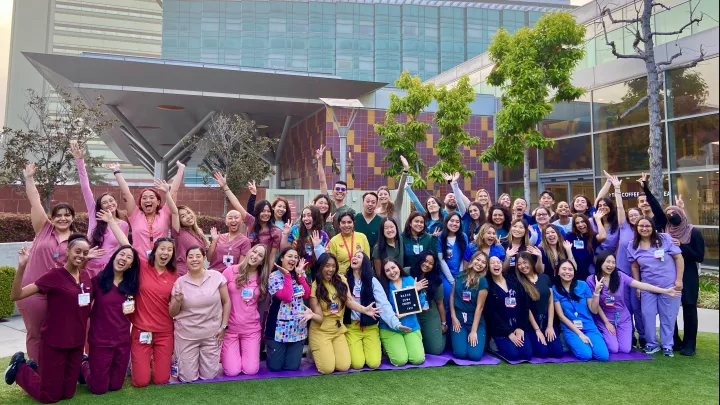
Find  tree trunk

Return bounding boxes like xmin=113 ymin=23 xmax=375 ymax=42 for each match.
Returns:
xmin=642 ymin=2 xmax=665 ymax=200
xmin=523 ymin=147 xmax=531 ymax=211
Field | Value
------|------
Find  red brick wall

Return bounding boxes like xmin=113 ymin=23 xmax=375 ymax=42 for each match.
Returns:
xmin=0 ymin=185 xmax=266 ymax=217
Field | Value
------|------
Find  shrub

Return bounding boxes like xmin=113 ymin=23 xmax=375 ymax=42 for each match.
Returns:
xmin=0 ymin=266 xmax=16 ymax=318
xmin=698 ymin=274 xmax=719 ymax=310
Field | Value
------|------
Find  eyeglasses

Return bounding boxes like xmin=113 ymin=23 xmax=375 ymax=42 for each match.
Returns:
xmin=536 ymin=213 xmax=548 ymax=217
xmin=637 ymin=225 xmax=653 ymax=229
xmin=335 ymin=187 xmax=346 ymax=192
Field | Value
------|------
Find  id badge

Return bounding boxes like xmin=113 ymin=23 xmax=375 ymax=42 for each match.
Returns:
xmin=573 ymin=319 xmax=583 ymax=330
xmin=78 ymin=293 xmax=90 ymax=307
xmin=122 ymin=298 xmax=135 ymax=314
xmin=292 ymin=284 xmax=304 ymax=298
xmin=509 ymin=256 xmax=516 ymax=266
xmin=573 ymin=240 xmax=584 ymax=249
xmin=604 ymin=296 xmax=615 ymax=307
xmin=305 ymin=244 xmax=313 ymax=257
xmin=241 ymin=288 xmax=254 ymax=301
xmin=505 ymin=297 xmax=517 ymax=308
xmin=462 ymin=312 xmax=468 ymax=323
xmin=462 ymin=290 xmax=472 ymax=302
xmin=146 ymin=250 xmax=152 ymax=259
xmin=139 ymin=331 xmax=153 ymax=344
xmin=356 ymin=244 xmax=363 ymax=253
xmin=223 ymin=255 xmax=234 ymax=266
xmin=445 ymin=249 xmax=453 ymax=259
xmin=330 ymin=302 xmax=339 ymax=314
xmin=353 ymin=285 xmax=361 ymax=298
xmin=654 ymin=249 xmax=665 ymax=259
xmin=413 ymin=244 xmax=421 ymax=255
xmin=52 ymin=252 xmax=60 ymax=259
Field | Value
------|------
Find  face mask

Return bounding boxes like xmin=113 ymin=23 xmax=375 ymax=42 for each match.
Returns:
xmin=668 ymin=214 xmax=682 ymax=226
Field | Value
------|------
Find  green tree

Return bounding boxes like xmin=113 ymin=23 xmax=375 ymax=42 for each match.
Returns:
xmin=428 ymin=75 xmax=478 ymax=184
xmin=480 ymin=12 xmax=586 ymax=203
xmin=0 ymin=89 xmax=113 ymax=210
xmin=375 ymin=71 xmax=435 ymax=188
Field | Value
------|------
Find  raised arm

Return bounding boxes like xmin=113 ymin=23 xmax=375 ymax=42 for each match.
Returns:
xmin=169 ymin=161 xmax=185 ymax=204
xmin=594 ymin=170 xmax=614 ymax=204
xmin=247 ymin=180 xmax=257 ymax=215
xmin=23 ymin=164 xmax=49 ymax=235
xmin=213 ymin=172 xmax=248 ymax=220
xmin=639 ymin=173 xmax=667 ymax=230
xmin=108 ymin=162 xmax=136 ymax=215
xmin=449 ymin=172 xmax=470 ymax=214
xmin=10 ymin=245 xmax=40 ymax=301
xmin=608 ymin=174 xmax=626 ymax=226
xmin=316 ymin=145 xmax=329 ymax=195
xmin=155 ymin=179 xmax=179 ymax=232
xmin=405 ymin=183 xmax=427 ymax=215
xmin=593 ymin=211 xmax=607 ymax=243
xmin=392 ymin=156 xmax=409 ymax=221
xmin=70 ymin=142 xmax=97 ymax=216
xmin=98 ymin=210 xmax=130 ymax=246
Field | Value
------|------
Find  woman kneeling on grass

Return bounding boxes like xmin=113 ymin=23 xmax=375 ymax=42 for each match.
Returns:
xmin=377 ymin=258 xmax=428 ymax=366
xmin=308 ymin=253 xmax=381 ymax=374
xmin=449 ymin=251 xmax=489 ymax=361
xmin=553 ymin=260 xmax=609 ymax=362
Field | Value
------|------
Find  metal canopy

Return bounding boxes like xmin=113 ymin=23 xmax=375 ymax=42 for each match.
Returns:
xmin=22 ymin=52 xmax=387 ymax=175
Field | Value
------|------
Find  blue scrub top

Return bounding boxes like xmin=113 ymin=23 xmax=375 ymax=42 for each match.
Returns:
xmin=453 ymin=274 xmax=488 ymax=326
xmin=380 ymin=276 xmax=428 ymax=332
xmin=464 ymin=243 xmax=506 ymax=263
xmin=552 ymin=281 xmax=598 ymax=333
xmin=439 ymin=233 xmax=469 ymax=277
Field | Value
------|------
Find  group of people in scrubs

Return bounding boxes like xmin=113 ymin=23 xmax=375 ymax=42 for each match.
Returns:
xmin=4 ymin=142 xmax=706 ymax=403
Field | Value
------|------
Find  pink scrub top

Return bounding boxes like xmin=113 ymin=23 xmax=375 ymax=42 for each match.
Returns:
xmin=208 ymin=233 xmax=252 ymax=271
xmin=128 ymin=205 xmax=172 ymax=257
xmin=222 ymin=266 xmax=262 ymax=335
xmin=171 ymin=228 xmax=207 ymax=277
xmin=244 ymin=214 xmax=281 ymax=249
xmin=171 ymin=269 xmax=226 ymax=340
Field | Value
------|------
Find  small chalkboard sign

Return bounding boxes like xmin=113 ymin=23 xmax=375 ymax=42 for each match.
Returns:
xmin=392 ymin=287 xmax=422 ymax=316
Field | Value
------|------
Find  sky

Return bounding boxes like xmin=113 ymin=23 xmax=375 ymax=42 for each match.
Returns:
xmin=0 ymin=0 xmax=12 ymax=128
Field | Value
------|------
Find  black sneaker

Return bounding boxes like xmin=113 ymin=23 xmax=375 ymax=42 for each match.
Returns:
xmin=638 ymin=338 xmax=647 ymax=349
xmin=663 ymin=348 xmax=674 ymax=357
xmin=680 ymin=348 xmax=696 ymax=357
xmin=643 ymin=345 xmax=660 ymax=355
xmin=78 ymin=355 xmax=89 ymax=384
xmin=26 ymin=359 xmax=38 ymax=372
xmin=4 ymin=352 xmax=26 ymax=385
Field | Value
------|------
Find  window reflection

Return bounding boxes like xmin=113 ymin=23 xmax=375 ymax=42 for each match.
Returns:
xmin=541 ymin=96 xmax=592 ymax=138
xmin=667 ymin=57 xmax=719 ymax=118
xmin=540 ymin=136 xmax=592 ymax=173
xmin=672 ymin=171 xmax=720 ymax=227
xmin=501 ymin=148 xmax=537 ymax=182
xmin=594 ymin=126 xmax=667 ymax=175
xmin=593 ymin=77 xmax=664 ymax=131
xmin=669 ymin=115 xmax=720 ymax=171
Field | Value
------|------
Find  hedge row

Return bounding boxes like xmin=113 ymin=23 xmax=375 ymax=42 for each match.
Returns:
xmin=0 ymin=266 xmax=14 ymax=318
xmin=0 ymin=214 xmax=227 ymax=243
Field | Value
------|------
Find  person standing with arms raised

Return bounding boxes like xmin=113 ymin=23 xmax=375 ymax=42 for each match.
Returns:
xmin=316 ymin=145 xmax=356 ymax=227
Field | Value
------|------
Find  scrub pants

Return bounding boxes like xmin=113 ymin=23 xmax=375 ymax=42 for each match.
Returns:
xmin=379 ymin=328 xmax=425 ymax=366
xmin=674 ymin=304 xmax=698 ymax=351
xmin=309 ymin=320 xmax=350 ymax=375
xmin=17 ymin=295 xmax=47 ymax=361
xmin=493 ymin=336 xmax=533 ymax=361
xmin=525 ymin=329 xmax=564 ymax=359
xmin=563 ymin=328 xmax=609 ymax=361
xmin=174 ymin=335 xmax=220 ymax=382
xmin=130 ymin=328 xmax=173 ymax=387
xmin=221 ymin=330 xmax=262 ymax=376
xmin=450 ymin=322 xmax=486 ymax=361
xmin=441 ymin=275 xmax=453 ymax=317
xmin=266 ymin=339 xmax=304 ymax=371
xmin=641 ymin=291 xmax=681 ymax=350
xmin=417 ymin=309 xmax=445 ymax=355
xmin=596 ymin=314 xmax=633 ymax=354
xmin=15 ymin=341 xmax=83 ymax=404
xmin=81 ymin=343 xmax=131 ymax=394
xmin=345 ymin=323 xmax=382 ymax=369
xmin=630 ymin=287 xmax=645 ymax=341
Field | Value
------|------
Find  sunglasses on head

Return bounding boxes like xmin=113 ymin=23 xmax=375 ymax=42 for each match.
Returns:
xmin=335 ymin=187 xmax=346 ymax=192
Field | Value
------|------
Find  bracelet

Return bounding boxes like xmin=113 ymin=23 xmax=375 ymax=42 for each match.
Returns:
xmin=113 ymin=170 xmax=121 ymax=175
xmin=223 ymin=188 xmax=230 ymax=192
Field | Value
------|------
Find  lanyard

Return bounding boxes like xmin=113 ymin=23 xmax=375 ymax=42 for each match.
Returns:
xmin=146 ymin=214 xmax=155 ymax=242
xmin=566 ymin=293 xmax=581 ymax=317
xmin=341 ymin=233 xmax=355 ymax=259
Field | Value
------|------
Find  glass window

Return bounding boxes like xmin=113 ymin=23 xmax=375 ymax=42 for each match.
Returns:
xmin=669 ymin=115 xmax=719 ymax=171
xmin=500 ymin=148 xmax=537 ymax=182
xmin=595 ymin=175 xmax=670 ymax=211
xmin=541 ymin=95 xmax=592 ymax=138
xmin=593 ymin=77 xmax=664 ymax=131
xmin=594 ymin=125 xmax=667 ymax=175
xmin=667 ymin=57 xmax=719 ymax=118
xmin=500 ymin=183 xmax=539 ymax=211
xmin=539 ymin=135 xmax=593 ymax=173
xmin=692 ymin=0 xmax=719 ymax=35
xmin=672 ymin=171 xmax=720 ymax=229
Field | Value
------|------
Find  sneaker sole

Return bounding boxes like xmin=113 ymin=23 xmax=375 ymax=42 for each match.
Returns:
xmin=4 ymin=365 xmax=16 ymax=385
xmin=644 ymin=348 xmax=661 ymax=355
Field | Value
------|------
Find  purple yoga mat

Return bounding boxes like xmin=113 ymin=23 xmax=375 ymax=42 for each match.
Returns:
xmin=166 ymin=352 xmax=499 ymax=385
xmin=490 ymin=349 xmax=654 ymax=365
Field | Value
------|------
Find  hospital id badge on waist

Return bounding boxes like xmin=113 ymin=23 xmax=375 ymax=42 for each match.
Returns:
xmin=223 ymin=255 xmax=234 ymax=266
xmin=573 ymin=240 xmax=584 ymax=249
xmin=139 ymin=331 xmax=153 ymax=344
xmin=78 ymin=293 xmax=90 ymax=307
xmin=573 ymin=319 xmax=583 ymax=330
xmin=241 ymin=288 xmax=254 ymax=301
xmin=353 ymin=285 xmax=361 ymax=298
xmin=505 ymin=297 xmax=517 ymax=308
xmin=654 ymin=249 xmax=665 ymax=260
xmin=292 ymin=284 xmax=304 ymax=298
xmin=330 ymin=302 xmax=339 ymax=314
xmin=122 ymin=297 xmax=135 ymax=314
xmin=413 ymin=244 xmax=422 ymax=255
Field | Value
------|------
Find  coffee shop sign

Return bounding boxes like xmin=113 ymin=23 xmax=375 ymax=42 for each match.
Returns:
xmin=609 ymin=191 xmax=671 ymax=199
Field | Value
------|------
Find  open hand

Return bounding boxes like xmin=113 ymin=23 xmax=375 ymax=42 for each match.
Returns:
xmin=545 ymin=326 xmax=556 ymax=342
xmin=300 ymin=305 xmax=314 ymax=323
xmin=311 ymin=230 xmax=322 ymax=246
xmin=23 ymin=164 xmax=36 ymax=179
xmin=70 ymin=141 xmax=84 ymax=159
xmin=362 ymin=302 xmax=381 ymax=319
xmin=274 ymin=263 xmax=290 ymax=275
xmin=400 ymin=155 xmax=409 ymax=170
xmin=210 ymin=226 xmax=219 ymax=241
xmin=213 ymin=172 xmax=227 ymax=188
xmin=154 ymin=179 xmax=170 ymax=194
xmin=87 ymin=247 xmax=106 ymax=259
xmin=605 ymin=322 xmax=616 ymax=336
xmin=414 ymin=277 xmax=428 ymax=291
xmin=468 ymin=331 xmax=478 ymax=347
xmin=579 ymin=333 xmax=592 ymax=346
xmin=451 ymin=316 xmax=461 ymax=333
xmin=18 ymin=243 xmax=29 ymax=267
xmin=96 ymin=209 xmax=114 ymax=223
xmin=106 ymin=163 xmax=121 ymax=173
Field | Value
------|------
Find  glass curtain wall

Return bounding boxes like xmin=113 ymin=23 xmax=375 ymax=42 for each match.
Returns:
xmin=498 ymin=57 xmax=719 ymax=269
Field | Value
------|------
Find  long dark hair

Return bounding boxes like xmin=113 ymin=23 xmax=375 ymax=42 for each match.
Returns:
xmin=409 ymin=251 xmax=441 ymax=302
xmin=403 ymin=211 xmax=426 ymax=238
xmin=51 ymin=203 xmax=77 ymax=232
xmin=377 ymin=257 xmax=405 ymax=298
xmin=312 ymin=194 xmax=333 ymax=222
xmin=97 ymin=245 xmax=139 ymax=295
xmin=311 ymin=252 xmax=348 ymax=306
xmin=344 ymin=253 xmax=377 ymax=326
xmin=91 ymin=193 xmax=121 ymax=248
xmin=553 ymin=259 xmax=580 ymax=301
xmin=440 ymin=212 xmax=466 ymax=257
xmin=632 ymin=216 xmax=662 ymax=250
xmin=275 ymin=246 xmax=300 ymax=283
xmin=252 ymin=200 xmax=276 ymax=246
xmin=596 ymin=197 xmax=619 ymax=233
xmin=489 ymin=205 xmax=511 ymax=233
xmin=148 ymin=237 xmax=176 ymax=271
xmin=572 ymin=213 xmax=597 ymax=255
xmin=515 ymin=252 xmax=540 ymax=300
xmin=298 ymin=205 xmax=323 ymax=263
xmin=571 ymin=194 xmax=593 ymax=215
xmin=272 ymin=197 xmax=292 ymax=224
xmin=595 ymin=250 xmax=620 ymax=293
xmin=376 ymin=217 xmax=401 ymax=261
xmin=423 ymin=196 xmax=444 ymax=223
xmin=466 ymin=202 xmax=487 ymax=240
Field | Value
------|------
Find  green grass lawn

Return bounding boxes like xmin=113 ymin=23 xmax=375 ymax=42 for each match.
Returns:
xmin=1 ymin=332 xmax=718 ymax=405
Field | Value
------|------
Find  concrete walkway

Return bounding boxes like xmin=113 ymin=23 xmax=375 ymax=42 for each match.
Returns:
xmin=0 ymin=309 xmax=718 ymax=358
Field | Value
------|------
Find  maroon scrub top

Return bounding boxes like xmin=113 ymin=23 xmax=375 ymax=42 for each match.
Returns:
xmin=34 ymin=267 xmax=93 ymax=349
xmin=88 ymin=276 xmax=132 ymax=347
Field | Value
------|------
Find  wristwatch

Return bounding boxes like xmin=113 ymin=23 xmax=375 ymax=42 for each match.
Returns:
xmin=441 ymin=322 xmax=447 ymax=326
xmin=220 ymin=324 xmax=228 ymax=330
